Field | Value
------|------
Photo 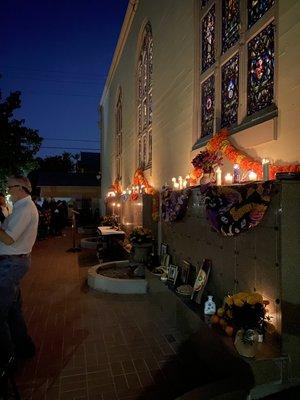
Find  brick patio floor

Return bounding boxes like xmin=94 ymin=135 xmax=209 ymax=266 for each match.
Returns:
xmin=15 ymin=230 xmax=188 ymax=400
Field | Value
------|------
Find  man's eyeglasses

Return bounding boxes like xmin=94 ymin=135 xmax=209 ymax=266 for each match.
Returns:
xmin=7 ymin=185 xmax=20 ymax=190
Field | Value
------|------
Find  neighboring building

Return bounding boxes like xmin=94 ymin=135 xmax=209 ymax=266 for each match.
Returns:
xmin=99 ymin=0 xmax=300 ymax=389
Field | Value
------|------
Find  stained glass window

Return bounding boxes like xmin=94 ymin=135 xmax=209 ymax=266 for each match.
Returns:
xmin=221 ymin=54 xmax=239 ymax=128
xmin=201 ymin=75 xmax=215 ymax=137
xmin=247 ymin=22 xmax=275 ymax=115
xmin=115 ymin=89 xmax=122 ymax=179
xmin=248 ymin=0 xmax=275 ymax=28
xmin=201 ymin=0 xmax=210 ymax=8
xmin=137 ymin=23 xmax=153 ymax=168
xmin=222 ymin=0 xmax=240 ymax=54
xmin=202 ymin=6 xmax=215 ymax=72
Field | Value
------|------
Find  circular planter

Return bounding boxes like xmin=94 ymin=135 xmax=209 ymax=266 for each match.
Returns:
xmin=88 ymin=260 xmax=148 ymax=294
xmin=80 ymin=237 xmax=99 ymax=249
xmin=78 ymin=226 xmax=97 ymax=235
xmin=132 ymin=242 xmax=152 ymax=262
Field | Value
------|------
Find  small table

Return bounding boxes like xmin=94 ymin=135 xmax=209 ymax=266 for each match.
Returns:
xmin=97 ymin=227 xmax=126 ymax=260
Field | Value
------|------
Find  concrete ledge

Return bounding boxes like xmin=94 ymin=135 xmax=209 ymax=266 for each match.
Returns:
xmin=88 ymin=260 xmax=148 ymax=294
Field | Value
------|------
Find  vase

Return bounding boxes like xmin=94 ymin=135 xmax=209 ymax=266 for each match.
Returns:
xmin=234 ymin=329 xmax=259 ymax=358
xmin=133 ymin=243 xmax=152 ymax=263
xmin=200 ymin=172 xmax=213 ymax=185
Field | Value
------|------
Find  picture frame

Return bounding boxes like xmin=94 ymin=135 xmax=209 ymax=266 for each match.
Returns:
xmin=160 ymin=253 xmax=170 ymax=268
xmin=167 ymin=264 xmax=179 ymax=285
xmin=160 ymin=242 xmax=168 ymax=255
xmin=180 ymin=260 xmax=190 ymax=284
xmin=191 ymin=259 xmax=211 ymax=303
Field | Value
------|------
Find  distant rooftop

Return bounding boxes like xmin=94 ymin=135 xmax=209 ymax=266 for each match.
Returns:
xmin=37 ymin=171 xmax=99 ymax=187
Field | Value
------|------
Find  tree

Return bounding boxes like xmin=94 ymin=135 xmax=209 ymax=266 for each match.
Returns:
xmin=37 ymin=152 xmax=79 ymax=173
xmin=0 ymin=89 xmax=43 ymax=191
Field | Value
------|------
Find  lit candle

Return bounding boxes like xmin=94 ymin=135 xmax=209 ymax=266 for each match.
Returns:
xmin=174 ymin=182 xmax=180 ymax=190
xmin=233 ymin=164 xmax=240 ymax=184
xmin=248 ymin=171 xmax=257 ymax=181
xmin=185 ymin=174 xmax=190 ymax=187
xmin=178 ymin=176 xmax=183 ymax=190
xmin=224 ymin=173 xmax=233 ymax=184
xmin=183 ymin=179 xmax=187 ymax=189
xmin=262 ymin=159 xmax=270 ymax=181
xmin=216 ymin=167 xmax=222 ymax=186
xmin=172 ymin=177 xmax=177 ymax=189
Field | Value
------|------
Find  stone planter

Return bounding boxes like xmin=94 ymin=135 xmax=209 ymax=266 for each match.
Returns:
xmin=132 ymin=242 xmax=152 ymax=263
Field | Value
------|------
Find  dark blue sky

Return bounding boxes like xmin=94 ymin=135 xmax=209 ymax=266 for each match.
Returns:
xmin=0 ymin=0 xmax=128 ymax=157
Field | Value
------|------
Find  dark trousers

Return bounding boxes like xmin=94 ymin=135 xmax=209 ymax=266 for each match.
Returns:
xmin=0 ymin=255 xmax=30 ymax=364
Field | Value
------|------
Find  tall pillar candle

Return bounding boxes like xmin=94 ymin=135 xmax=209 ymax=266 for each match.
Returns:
xmin=262 ymin=159 xmax=270 ymax=181
xmin=216 ymin=167 xmax=222 ymax=186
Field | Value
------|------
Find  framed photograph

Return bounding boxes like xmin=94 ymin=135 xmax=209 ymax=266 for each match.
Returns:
xmin=180 ymin=260 xmax=190 ymax=284
xmin=160 ymin=242 xmax=168 ymax=255
xmin=167 ymin=264 xmax=178 ymax=285
xmin=160 ymin=253 xmax=170 ymax=268
xmin=191 ymin=259 xmax=211 ymax=303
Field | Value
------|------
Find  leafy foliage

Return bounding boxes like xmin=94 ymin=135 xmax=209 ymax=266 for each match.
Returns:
xmin=129 ymin=226 xmax=152 ymax=244
xmin=0 ymin=89 xmax=42 ymax=191
xmin=36 ymin=152 xmax=78 ymax=173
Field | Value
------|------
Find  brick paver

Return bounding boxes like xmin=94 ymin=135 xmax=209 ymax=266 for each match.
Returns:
xmin=14 ymin=230 xmax=184 ymax=400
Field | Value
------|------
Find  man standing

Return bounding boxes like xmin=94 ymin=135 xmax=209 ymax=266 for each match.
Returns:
xmin=0 ymin=176 xmax=38 ymax=365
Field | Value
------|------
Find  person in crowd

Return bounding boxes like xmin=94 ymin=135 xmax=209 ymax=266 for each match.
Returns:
xmin=0 ymin=193 xmax=10 ymax=225
xmin=0 ymin=176 xmax=39 ymax=366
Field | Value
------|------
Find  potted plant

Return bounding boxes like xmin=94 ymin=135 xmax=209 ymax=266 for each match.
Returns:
xmin=192 ymin=150 xmax=222 ymax=184
xmin=129 ymin=226 xmax=153 ymax=263
xmin=211 ymin=291 xmax=270 ymax=357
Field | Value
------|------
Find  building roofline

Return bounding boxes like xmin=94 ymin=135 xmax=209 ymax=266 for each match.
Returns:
xmin=99 ymin=0 xmax=139 ymax=106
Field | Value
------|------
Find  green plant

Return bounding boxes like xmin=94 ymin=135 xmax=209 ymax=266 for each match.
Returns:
xmin=129 ymin=226 xmax=152 ymax=244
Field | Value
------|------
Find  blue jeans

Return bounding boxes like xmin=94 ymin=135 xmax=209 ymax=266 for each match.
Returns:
xmin=0 ymin=255 xmax=30 ymax=363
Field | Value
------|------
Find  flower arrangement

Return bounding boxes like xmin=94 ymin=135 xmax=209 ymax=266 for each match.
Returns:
xmin=192 ymin=150 xmax=222 ymax=173
xmin=129 ymin=226 xmax=152 ymax=244
xmin=211 ymin=291 xmax=270 ymax=343
xmin=100 ymin=215 xmax=118 ymax=227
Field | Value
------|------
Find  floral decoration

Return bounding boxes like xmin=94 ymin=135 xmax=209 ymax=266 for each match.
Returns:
xmin=202 ymin=181 xmax=273 ymax=236
xmin=203 ymin=128 xmax=300 ymax=180
xmin=161 ymin=187 xmax=191 ymax=222
xmin=112 ymin=178 xmax=122 ymax=194
xmin=212 ymin=291 xmax=270 ymax=341
xmin=192 ymin=149 xmax=222 ymax=173
xmin=129 ymin=226 xmax=152 ymax=244
xmin=100 ymin=215 xmax=118 ymax=228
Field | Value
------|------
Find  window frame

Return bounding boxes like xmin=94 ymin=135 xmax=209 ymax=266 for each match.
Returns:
xmin=136 ymin=22 xmax=153 ymax=171
xmin=194 ymin=0 xmax=277 ymax=150
xmin=115 ymin=87 xmax=122 ymax=180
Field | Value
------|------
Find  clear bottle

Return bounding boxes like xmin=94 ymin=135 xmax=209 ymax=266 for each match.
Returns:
xmin=204 ymin=295 xmax=216 ymax=315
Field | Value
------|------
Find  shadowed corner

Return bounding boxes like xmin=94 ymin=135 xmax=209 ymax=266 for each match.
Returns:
xmin=137 ymin=328 xmax=254 ymax=400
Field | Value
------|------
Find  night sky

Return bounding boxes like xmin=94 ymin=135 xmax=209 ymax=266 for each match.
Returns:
xmin=0 ymin=0 xmax=128 ymax=157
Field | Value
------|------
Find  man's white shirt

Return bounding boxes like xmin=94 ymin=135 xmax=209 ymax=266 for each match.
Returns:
xmin=0 ymin=196 xmax=39 ymax=255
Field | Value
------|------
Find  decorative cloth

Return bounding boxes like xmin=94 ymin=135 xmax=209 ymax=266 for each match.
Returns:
xmin=161 ymin=188 xmax=191 ymax=222
xmin=201 ymin=181 xmax=273 ymax=236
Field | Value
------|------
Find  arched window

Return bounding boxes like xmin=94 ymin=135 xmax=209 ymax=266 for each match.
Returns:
xmin=115 ymin=88 xmax=122 ymax=179
xmin=137 ymin=22 xmax=153 ymax=169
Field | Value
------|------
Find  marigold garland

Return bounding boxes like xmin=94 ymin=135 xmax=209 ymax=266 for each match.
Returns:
xmin=131 ymin=169 xmax=159 ymax=221
xmin=112 ymin=178 xmax=122 ymax=194
xmin=191 ymin=128 xmax=300 ymax=181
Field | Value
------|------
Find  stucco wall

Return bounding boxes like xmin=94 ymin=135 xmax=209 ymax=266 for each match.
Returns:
xmin=101 ymin=0 xmax=195 ymax=201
